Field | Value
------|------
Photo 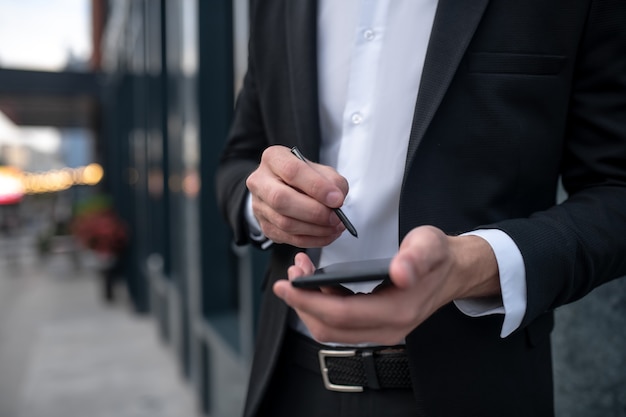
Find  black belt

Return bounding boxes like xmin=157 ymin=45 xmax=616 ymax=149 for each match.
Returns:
xmin=284 ymin=330 xmax=412 ymax=392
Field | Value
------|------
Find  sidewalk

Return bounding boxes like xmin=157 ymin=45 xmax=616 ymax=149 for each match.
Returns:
xmin=0 ymin=231 xmax=201 ymax=417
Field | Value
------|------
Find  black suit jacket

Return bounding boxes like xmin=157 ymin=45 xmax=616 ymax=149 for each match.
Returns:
xmin=216 ymin=1 xmax=626 ymax=416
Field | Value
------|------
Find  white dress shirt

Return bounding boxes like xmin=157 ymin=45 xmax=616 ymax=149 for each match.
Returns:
xmin=247 ymin=0 xmax=527 ymax=338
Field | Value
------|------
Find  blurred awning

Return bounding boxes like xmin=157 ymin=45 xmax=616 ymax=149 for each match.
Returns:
xmin=0 ymin=166 xmax=24 ymax=205
xmin=0 ymin=68 xmax=100 ymax=128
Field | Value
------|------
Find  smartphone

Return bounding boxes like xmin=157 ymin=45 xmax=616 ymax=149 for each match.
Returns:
xmin=291 ymin=258 xmax=392 ymax=289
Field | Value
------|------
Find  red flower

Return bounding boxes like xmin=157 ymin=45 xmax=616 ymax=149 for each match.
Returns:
xmin=72 ymin=209 xmax=128 ymax=255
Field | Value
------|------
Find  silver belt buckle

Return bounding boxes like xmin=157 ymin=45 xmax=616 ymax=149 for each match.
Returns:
xmin=317 ymin=349 xmax=364 ymax=392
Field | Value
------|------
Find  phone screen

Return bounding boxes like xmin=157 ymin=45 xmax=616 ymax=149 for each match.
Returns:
xmin=291 ymin=258 xmax=392 ymax=289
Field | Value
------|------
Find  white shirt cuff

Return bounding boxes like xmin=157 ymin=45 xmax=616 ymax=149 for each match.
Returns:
xmin=453 ymin=229 xmax=527 ymax=338
xmin=245 ymin=193 xmax=273 ymax=249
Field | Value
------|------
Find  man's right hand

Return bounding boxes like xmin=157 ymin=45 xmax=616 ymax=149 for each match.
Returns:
xmin=245 ymin=145 xmax=349 ymax=248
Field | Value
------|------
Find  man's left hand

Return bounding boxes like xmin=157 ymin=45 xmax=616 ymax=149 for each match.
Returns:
xmin=273 ymin=226 xmax=501 ymax=345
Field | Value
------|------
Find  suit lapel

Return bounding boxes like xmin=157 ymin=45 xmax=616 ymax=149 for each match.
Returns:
xmin=404 ymin=0 xmax=490 ymax=173
xmin=284 ymin=0 xmax=489 ymax=167
xmin=285 ymin=0 xmax=321 ymax=162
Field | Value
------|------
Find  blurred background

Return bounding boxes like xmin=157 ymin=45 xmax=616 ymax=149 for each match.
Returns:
xmin=0 ymin=1 xmax=623 ymax=417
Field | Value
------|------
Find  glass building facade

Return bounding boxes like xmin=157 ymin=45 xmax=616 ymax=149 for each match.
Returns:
xmin=99 ymin=1 xmax=266 ymax=415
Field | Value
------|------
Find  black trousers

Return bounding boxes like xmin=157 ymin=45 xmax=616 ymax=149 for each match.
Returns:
xmin=257 ymin=330 xmax=421 ymax=417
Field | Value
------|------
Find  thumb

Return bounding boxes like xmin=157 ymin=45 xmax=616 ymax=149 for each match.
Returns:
xmin=389 ymin=257 xmax=416 ymax=289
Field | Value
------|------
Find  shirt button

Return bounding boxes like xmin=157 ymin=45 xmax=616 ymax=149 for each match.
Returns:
xmin=351 ymin=112 xmax=363 ymax=125
xmin=363 ymin=29 xmax=375 ymax=41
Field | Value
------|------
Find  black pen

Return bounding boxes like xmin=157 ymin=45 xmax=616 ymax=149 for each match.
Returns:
xmin=290 ymin=146 xmax=358 ymax=238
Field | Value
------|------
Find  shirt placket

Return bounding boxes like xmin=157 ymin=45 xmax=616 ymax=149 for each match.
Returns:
xmin=337 ymin=0 xmax=390 ymax=207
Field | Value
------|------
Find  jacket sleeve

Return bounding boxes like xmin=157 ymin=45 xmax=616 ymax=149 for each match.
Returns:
xmin=215 ymin=35 xmax=268 ymax=247
xmin=491 ymin=0 xmax=626 ymax=328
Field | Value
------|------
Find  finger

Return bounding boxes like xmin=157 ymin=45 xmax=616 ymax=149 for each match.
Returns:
xmin=249 ymin=168 xmax=344 ymax=229
xmin=274 ymin=281 xmax=406 ymax=332
xmin=251 ymin=185 xmax=346 ymax=244
xmin=311 ymin=163 xmax=350 ymax=197
xmin=254 ymin=199 xmax=345 ymax=237
xmin=257 ymin=216 xmax=344 ymax=248
xmin=288 ymin=254 xmax=353 ymax=295
xmin=293 ymin=252 xmax=316 ymax=275
xmin=287 ymin=264 xmax=307 ymax=281
xmin=273 ymin=281 xmax=416 ymax=345
xmin=296 ymin=308 xmax=407 ymax=345
xmin=389 ymin=258 xmax=416 ymax=290
xmin=318 ymin=285 xmax=355 ymax=296
xmin=287 ymin=252 xmax=316 ymax=281
xmin=390 ymin=226 xmax=448 ymax=288
xmin=265 ymin=228 xmax=342 ymax=248
xmin=263 ymin=146 xmax=346 ymax=208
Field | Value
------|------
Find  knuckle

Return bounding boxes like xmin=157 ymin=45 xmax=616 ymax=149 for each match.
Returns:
xmin=307 ymin=178 xmax=324 ymax=198
xmin=263 ymin=224 xmax=285 ymax=244
xmin=308 ymin=177 xmax=334 ymax=202
xmin=309 ymin=203 xmax=328 ymax=223
xmin=274 ymin=215 xmax=295 ymax=232
xmin=281 ymin=159 xmax=300 ymax=183
xmin=261 ymin=145 xmax=279 ymax=161
xmin=266 ymin=187 xmax=288 ymax=210
xmin=245 ymin=171 xmax=258 ymax=191
xmin=319 ymin=166 xmax=349 ymax=195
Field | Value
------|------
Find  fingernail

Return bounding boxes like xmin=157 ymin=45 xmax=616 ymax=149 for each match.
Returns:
xmin=325 ymin=191 xmax=342 ymax=207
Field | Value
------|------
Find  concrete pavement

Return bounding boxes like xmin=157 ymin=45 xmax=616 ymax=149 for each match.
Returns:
xmin=0 ymin=230 xmax=201 ymax=417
